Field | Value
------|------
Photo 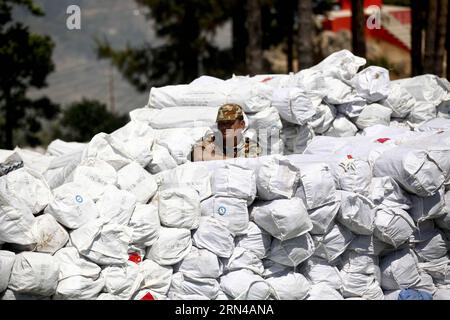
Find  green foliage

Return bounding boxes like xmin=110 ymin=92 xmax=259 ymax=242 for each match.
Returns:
xmin=59 ymin=99 xmax=128 ymax=142
xmin=0 ymin=0 xmax=57 ymax=148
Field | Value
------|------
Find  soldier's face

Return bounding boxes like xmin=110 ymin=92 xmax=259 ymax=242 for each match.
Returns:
xmin=218 ymin=120 xmax=245 ymax=139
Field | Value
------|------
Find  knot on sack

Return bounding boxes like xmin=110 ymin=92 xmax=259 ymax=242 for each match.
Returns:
xmin=339 ymin=155 xmax=356 ymax=172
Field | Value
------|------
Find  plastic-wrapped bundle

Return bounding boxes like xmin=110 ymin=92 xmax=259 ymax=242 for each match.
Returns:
xmin=307 ymin=200 xmax=341 ymax=235
xmin=307 ymin=283 xmax=344 ymax=300
xmin=309 ymin=49 xmax=366 ymax=81
xmin=382 ymin=83 xmax=416 ymax=118
xmin=409 ymin=187 xmax=447 ymax=222
xmin=369 ymin=176 xmax=412 ymax=210
xmin=0 ymin=195 xmax=36 ymax=245
xmin=411 ymin=222 xmax=448 ymax=262
xmin=407 ymin=102 xmax=437 ymax=127
xmin=309 ymin=103 xmax=336 ymax=134
xmin=251 ymin=198 xmax=312 ymax=241
xmin=340 ymin=271 xmax=384 ymax=300
xmin=146 ymin=143 xmax=177 ymax=174
xmin=324 ymin=115 xmax=358 ymax=137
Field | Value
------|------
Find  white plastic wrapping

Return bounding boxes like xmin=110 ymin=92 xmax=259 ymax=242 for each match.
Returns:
xmin=117 ymin=162 xmax=158 ymax=204
xmin=192 ymin=217 xmax=234 ymax=258
xmin=158 ymin=187 xmax=201 ymax=230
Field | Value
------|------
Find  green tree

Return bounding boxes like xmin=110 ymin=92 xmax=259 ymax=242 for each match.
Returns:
xmin=97 ymin=0 xmax=232 ymax=92
xmin=0 ymin=0 xmax=58 ymax=149
xmin=59 ymin=99 xmax=128 ymax=142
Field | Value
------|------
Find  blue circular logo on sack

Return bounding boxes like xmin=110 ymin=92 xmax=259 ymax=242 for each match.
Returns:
xmin=217 ymin=206 xmax=227 ymax=216
xmin=75 ymin=195 xmax=83 ymax=203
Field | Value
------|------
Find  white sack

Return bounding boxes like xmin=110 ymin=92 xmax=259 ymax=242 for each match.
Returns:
xmin=300 ymin=257 xmax=342 ymax=290
xmin=337 ymin=191 xmax=376 ymax=235
xmin=220 ymin=269 xmax=276 ymax=300
xmin=355 ymin=103 xmax=392 ymax=130
xmin=369 ymin=176 xmax=411 ymax=210
xmin=176 ymin=246 xmax=222 ymax=279
xmin=340 ymin=271 xmax=384 ymax=300
xmin=128 ymin=204 xmax=160 ymax=247
xmin=169 ymin=272 xmax=220 ymax=300
xmin=44 ymin=182 xmax=98 ymax=230
xmin=235 ymin=222 xmax=272 ymax=259
xmin=158 ymin=187 xmax=201 ymax=230
xmin=307 ymin=283 xmax=344 ymax=300
xmin=146 ymin=227 xmax=192 ymax=266
xmin=271 ymin=87 xmax=315 ymax=125
xmin=102 ymin=261 xmax=142 ymax=300
xmin=417 ymin=117 xmax=450 ymax=133
xmin=201 ymin=196 xmax=249 ymax=236
xmin=266 ymin=272 xmax=311 ymax=300
xmin=70 ymin=219 xmax=132 ymax=266
xmin=411 ymin=224 xmax=448 ymax=262
xmin=251 ymin=198 xmax=312 ymax=241
xmin=310 ymin=49 xmax=366 ymax=81
xmin=54 ymin=247 xmax=104 ymax=300
xmin=31 ymin=214 xmax=69 ymax=254
xmin=8 ymin=252 xmax=59 ymax=296
xmin=223 ymin=247 xmax=264 ymax=275
xmin=111 ymin=120 xmax=155 ymax=167
xmin=374 ymin=208 xmax=415 ymax=248
xmin=72 ymin=158 xmax=117 ymax=201
xmin=324 ymin=114 xmax=358 ymax=137
xmin=0 ymin=251 xmax=15 ymax=292
xmin=394 ymin=75 xmax=449 ymax=106
xmin=0 ymin=168 xmax=52 ymax=214
xmin=268 ymin=233 xmax=315 ymax=267
xmin=256 ymin=155 xmax=299 ymax=201
xmin=373 ymin=146 xmax=445 ymax=197
xmin=351 ymin=66 xmax=390 ymax=102
xmin=380 ymin=249 xmax=421 ymax=291
xmin=407 ymin=102 xmax=437 ymax=126
xmin=96 ymin=185 xmax=137 ymax=225
xmin=117 ymin=162 xmax=158 ymax=204
xmin=309 ymin=103 xmax=336 ymax=134
xmin=211 ymin=164 xmax=256 ymax=204
xmin=308 ymin=200 xmax=341 ymax=235
xmin=409 ymin=187 xmax=447 ymax=222
xmin=157 ymin=162 xmax=212 ymax=200
xmin=0 ymin=194 xmax=36 ymax=245
xmin=146 ymin=143 xmax=177 ymax=174
xmin=382 ymin=83 xmax=416 ymax=118
xmin=139 ymin=259 xmax=173 ymax=295
xmin=192 ymin=217 xmax=234 ymax=258
xmin=81 ymin=133 xmax=133 ymax=171
xmin=313 ymin=224 xmax=354 ymax=263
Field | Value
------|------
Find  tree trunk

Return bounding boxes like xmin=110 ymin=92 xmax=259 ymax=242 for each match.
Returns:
xmin=435 ymin=0 xmax=448 ymax=77
xmin=411 ymin=0 xmax=424 ymax=76
xmin=245 ymin=0 xmax=263 ymax=74
xmin=4 ymin=88 xmax=13 ymax=149
xmin=232 ymin=3 xmax=248 ymax=72
xmin=424 ymin=0 xmax=438 ymax=74
xmin=351 ymin=0 xmax=367 ymax=58
xmin=297 ymin=0 xmax=314 ymax=70
xmin=180 ymin=3 xmax=200 ymax=82
xmin=447 ymin=0 xmax=450 ymax=79
xmin=286 ymin=0 xmax=295 ymax=72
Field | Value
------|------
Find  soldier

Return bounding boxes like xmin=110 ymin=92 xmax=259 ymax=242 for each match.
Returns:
xmin=191 ymin=104 xmax=261 ymax=162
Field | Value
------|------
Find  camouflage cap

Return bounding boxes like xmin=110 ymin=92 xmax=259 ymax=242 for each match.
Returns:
xmin=216 ymin=104 xmax=244 ymax=122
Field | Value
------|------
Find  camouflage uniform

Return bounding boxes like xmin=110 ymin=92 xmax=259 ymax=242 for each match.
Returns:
xmin=193 ymin=104 xmax=261 ymax=159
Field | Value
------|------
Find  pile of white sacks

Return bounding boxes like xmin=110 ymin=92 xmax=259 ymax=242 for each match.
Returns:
xmin=1 ymin=49 xmax=450 ymax=300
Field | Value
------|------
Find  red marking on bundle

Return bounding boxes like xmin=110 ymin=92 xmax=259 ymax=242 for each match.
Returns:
xmin=128 ymin=253 xmax=142 ymax=264
xmin=141 ymin=292 xmax=155 ymax=300
xmin=376 ymin=138 xmax=390 ymax=144
xmin=347 ymin=155 xmax=353 ymax=160
xmin=260 ymin=77 xmax=273 ymax=83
